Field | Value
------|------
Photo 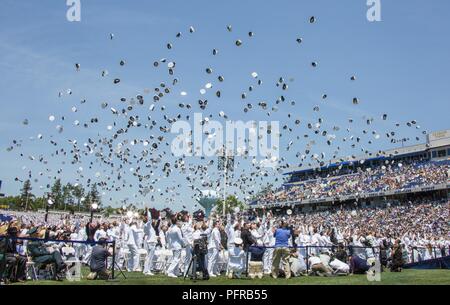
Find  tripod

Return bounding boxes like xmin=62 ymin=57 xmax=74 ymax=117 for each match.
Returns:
xmin=111 ymin=259 xmax=127 ymax=280
xmin=108 ymin=242 xmax=126 ymax=281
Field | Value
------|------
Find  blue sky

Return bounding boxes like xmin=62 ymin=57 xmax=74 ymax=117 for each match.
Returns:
xmin=1 ymin=0 xmax=449 ymax=210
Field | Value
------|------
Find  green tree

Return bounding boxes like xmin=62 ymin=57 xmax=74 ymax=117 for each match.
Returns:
xmin=103 ymin=206 xmax=118 ymax=217
xmin=85 ymin=184 xmax=101 ymax=210
xmin=62 ymin=183 xmax=74 ymax=211
xmin=71 ymin=184 xmax=85 ymax=212
xmin=215 ymin=195 xmax=246 ymax=215
xmin=20 ymin=180 xmax=34 ymax=210
xmin=32 ymin=196 xmax=46 ymax=211
xmin=51 ymin=179 xmax=63 ymax=209
xmin=0 ymin=196 xmax=21 ymax=210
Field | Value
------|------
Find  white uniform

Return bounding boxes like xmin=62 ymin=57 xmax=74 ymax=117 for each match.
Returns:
xmin=94 ymin=228 xmax=107 ymax=241
xmin=296 ymin=233 xmax=309 ymax=258
xmin=310 ymin=233 xmax=321 ymax=255
xmin=126 ymin=224 xmax=143 ymax=271
xmin=166 ymin=224 xmax=185 ymax=276
xmin=308 ymin=255 xmax=322 ymax=267
xmin=225 ymin=217 xmax=236 ymax=249
xmin=143 ymin=220 xmax=157 ymax=274
xmin=290 ymin=255 xmax=307 ymax=276
xmin=181 ymin=220 xmax=194 ymax=275
xmin=329 ymin=258 xmax=350 ymax=273
xmin=207 ymin=227 xmax=222 ymax=276
xmin=227 ymin=246 xmax=245 ymax=276
xmin=107 ymin=226 xmax=121 ymax=267
xmin=262 ymin=226 xmax=275 ymax=274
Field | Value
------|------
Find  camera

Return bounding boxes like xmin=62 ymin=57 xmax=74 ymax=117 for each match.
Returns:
xmin=193 ymin=233 xmax=208 ymax=255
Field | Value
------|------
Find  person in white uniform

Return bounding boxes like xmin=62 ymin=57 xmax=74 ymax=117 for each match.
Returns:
xmin=143 ymin=215 xmax=158 ymax=275
xmin=329 ymin=257 xmax=350 ymax=274
xmin=227 ymin=238 xmax=245 ymax=278
xmin=166 ymin=217 xmax=185 ymax=277
xmin=207 ymin=221 xmax=222 ymax=277
xmin=126 ymin=221 xmax=143 ymax=272
xmin=181 ymin=213 xmax=194 ymax=276
xmin=262 ymin=218 xmax=275 ymax=274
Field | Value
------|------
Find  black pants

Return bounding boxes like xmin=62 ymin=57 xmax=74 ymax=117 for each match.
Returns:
xmin=36 ymin=251 xmax=66 ymax=275
xmin=0 ymin=257 xmax=6 ymax=281
xmin=195 ymin=252 xmax=209 ymax=279
xmin=5 ymin=254 xmax=27 ymax=281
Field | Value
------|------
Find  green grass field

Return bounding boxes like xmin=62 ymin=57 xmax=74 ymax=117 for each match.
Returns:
xmin=15 ymin=268 xmax=450 ymax=285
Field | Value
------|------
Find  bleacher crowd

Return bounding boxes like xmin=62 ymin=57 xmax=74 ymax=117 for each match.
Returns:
xmin=255 ymin=160 xmax=449 ymax=204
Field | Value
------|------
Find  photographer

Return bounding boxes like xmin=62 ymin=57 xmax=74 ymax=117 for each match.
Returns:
xmin=87 ymin=237 xmax=112 ymax=280
xmin=192 ymin=222 xmax=209 ymax=280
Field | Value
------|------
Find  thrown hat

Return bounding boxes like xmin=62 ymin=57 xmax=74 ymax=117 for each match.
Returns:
xmin=234 ymin=237 xmax=243 ymax=245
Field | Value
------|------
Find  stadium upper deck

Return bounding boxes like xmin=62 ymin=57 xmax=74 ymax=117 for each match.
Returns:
xmin=250 ymin=130 xmax=450 ymax=208
xmin=284 ymin=129 xmax=450 ymax=184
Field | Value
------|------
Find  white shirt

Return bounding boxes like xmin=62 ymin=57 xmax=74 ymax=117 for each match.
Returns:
xmin=107 ymin=226 xmax=120 ymax=242
xmin=330 ymin=258 xmax=349 ymax=271
xmin=181 ymin=221 xmax=194 ymax=246
xmin=228 ymin=246 xmax=245 ymax=269
xmin=208 ymin=227 xmax=222 ymax=250
xmin=319 ymin=254 xmax=331 ymax=266
xmin=144 ymin=221 xmax=157 ymax=243
xmin=225 ymin=222 xmax=236 ymax=247
xmin=126 ymin=225 xmax=143 ymax=246
xmin=311 ymin=233 xmax=320 ymax=246
xmin=167 ymin=225 xmax=185 ymax=250
xmin=251 ymin=229 xmax=263 ymax=246
xmin=308 ymin=256 xmax=322 ymax=266
xmin=159 ymin=230 xmax=167 ymax=248
xmin=94 ymin=229 xmax=107 ymax=241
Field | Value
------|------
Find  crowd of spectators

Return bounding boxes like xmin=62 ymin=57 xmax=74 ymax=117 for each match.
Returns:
xmin=255 ymin=160 xmax=449 ymax=205
xmin=1 ymin=195 xmax=448 ymax=283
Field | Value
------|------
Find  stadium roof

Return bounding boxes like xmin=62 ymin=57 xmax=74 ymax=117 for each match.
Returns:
xmin=284 ymin=129 xmax=450 ymax=176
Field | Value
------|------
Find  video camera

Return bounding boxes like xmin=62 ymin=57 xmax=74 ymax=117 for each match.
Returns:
xmin=193 ymin=233 xmax=208 ymax=255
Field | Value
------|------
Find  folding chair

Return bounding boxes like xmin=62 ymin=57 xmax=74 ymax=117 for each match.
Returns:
xmin=26 ymin=257 xmax=38 ymax=281
xmin=138 ymin=248 xmax=147 ymax=270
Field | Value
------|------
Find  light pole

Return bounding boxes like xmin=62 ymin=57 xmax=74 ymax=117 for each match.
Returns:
xmin=45 ymin=197 xmax=53 ymax=223
xmin=218 ymin=152 xmax=234 ymax=217
xmin=223 ymin=157 xmax=227 ymax=217
xmin=90 ymin=203 xmax=98 ymax=222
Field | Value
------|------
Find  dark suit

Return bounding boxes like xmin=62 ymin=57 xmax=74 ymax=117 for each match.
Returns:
xmin=3 ymin=237 xmax=27 ymax=281
xmin=241 ymin=229 xmax=256 ymax=252
xmin=0 ymin=238 xmax=7 ymax=281
xmin=28 ymin=241 xmax=65 ymax=275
